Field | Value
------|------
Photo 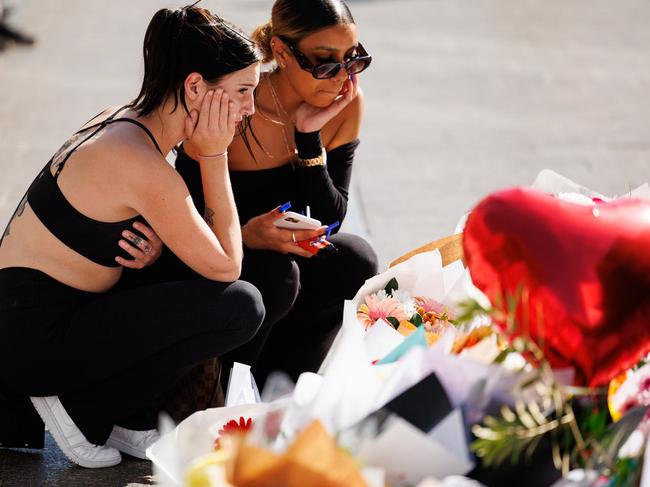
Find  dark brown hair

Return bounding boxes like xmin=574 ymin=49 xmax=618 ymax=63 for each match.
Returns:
xmin=251 ymin=0 xmax=355 ymax=63
xmin=241 ymin=0 xmax=355 ymax=160
xmin=132 ymin=4 xmax=261 ymax=117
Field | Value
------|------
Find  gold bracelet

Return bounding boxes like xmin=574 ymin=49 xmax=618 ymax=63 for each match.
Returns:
xmin=296 ymin=152 xmax=325 ymax=167
xmin=197 ymin=150 xmax=228 ymax=159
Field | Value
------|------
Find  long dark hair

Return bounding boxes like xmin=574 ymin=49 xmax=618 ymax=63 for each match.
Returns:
xmin=131 ymin=4 xmax=261 ymax=117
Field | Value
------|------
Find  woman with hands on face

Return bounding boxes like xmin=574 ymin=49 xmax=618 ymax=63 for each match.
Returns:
xmin=169 ymin=0 xmax=379 ymax=390
xmin=0 ymin=5 xmax=264 ymax=468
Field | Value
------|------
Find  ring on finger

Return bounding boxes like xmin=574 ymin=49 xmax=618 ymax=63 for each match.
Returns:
xmin=131 ymin=236 xmax=144 ymax=248
xmin=291 ymin=232 xmax=297 ymax=243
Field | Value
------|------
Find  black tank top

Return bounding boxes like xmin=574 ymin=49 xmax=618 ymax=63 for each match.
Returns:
xmin=9 ymin=107 xmax=162 ymax=267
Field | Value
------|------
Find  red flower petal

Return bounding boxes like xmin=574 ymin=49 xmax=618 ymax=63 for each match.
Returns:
xmin=214 ymin=416 xmax=254 ymax=450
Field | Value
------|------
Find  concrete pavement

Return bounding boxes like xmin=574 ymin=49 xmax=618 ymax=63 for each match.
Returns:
xmin=1 ymin=0 xmax=649 ymax=485
xmin=1 ymin=0 xmax=649 ymax=264
xmin=0 ymin=433 xmax=153 ymax=486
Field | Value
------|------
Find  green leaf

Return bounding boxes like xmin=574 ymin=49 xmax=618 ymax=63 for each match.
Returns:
xmin=587 ymin=405 xmax=648 ymax=473
xmin=384 ymin=278 xmax=399 ymax=296
xmin=410 ymin=313 xmax=423 ymax=327
xmin=494 ymin=347 xmax=515 ymax=364
xmin=471 ymin=398 xmax=571 ymax=470
xmin=452 ymin=298 xmax=491 ymax=325
xmin=386 ymin=317 xmax=400 ymax=329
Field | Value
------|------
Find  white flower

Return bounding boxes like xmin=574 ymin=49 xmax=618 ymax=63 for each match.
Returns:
xmin=391 ymin=288 xmax=416 ymax=317
xmin=374 ymin=289 xmax=388 ymax=300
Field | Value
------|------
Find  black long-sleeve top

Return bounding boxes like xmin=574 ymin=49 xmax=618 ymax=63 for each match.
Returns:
xmin=174 ymin=137 xmax=360 ymax=229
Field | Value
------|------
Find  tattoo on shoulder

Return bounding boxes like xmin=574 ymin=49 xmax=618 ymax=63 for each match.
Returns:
xmin=1 ymin=195 xmax=28 ymax=240
xmin=51 ymin=137 xmax=76 ymax=172
xmin=204 ymin=207 xmax=215 ymax=226
xmin=16 ymin=196 xmax=27 ymax=217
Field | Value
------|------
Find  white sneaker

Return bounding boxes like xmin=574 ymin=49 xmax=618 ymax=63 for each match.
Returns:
xmin=106 ymin=425 xmax=160 ymax=460
xmin=29 ymin=396 xmax=121 ymax=468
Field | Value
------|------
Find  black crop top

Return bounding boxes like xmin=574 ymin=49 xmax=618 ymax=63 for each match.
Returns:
xmin=7 ymin=107 xmax=162 ymax=267
xmin=174 ymin=134 xmax=360 ymax=229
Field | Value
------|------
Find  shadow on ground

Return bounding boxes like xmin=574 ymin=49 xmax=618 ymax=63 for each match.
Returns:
xmin=0 ymin=433 xmax=153 ymax=486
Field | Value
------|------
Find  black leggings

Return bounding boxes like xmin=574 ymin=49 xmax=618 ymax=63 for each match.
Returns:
xmin=119 ymin=232 xmax=378 ymax=389
xmin=236 ymin=233 xmax=378 ymax=387
xmin=0 ymin=267 xmax=264 ymax=445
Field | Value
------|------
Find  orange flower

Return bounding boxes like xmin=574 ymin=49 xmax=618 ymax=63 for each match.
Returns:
xmin=415 ymin=296 xmax=456 ymax=322
xmin=451 ymin=325 xmax=494 ymax=354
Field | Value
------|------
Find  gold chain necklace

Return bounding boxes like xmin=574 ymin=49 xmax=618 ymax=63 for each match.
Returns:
xmin=267 ymin=75 xmax=298 ymax=162
xmin=267 ymin=74 xmax=292 ymax=122
xmin=256 ymin=96 xmax=286 ymax=126
xmin=256 ymin=107 xmax=286 ymax=126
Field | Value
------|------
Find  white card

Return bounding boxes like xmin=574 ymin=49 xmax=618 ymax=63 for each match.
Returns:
xmin=358 ymin=413 xmax=473 ymax=487
xmin=225 ymin=362 xmax=258 ymax=407
xmin=364 ymin=319 xmax=405 ymax=362
xmin=428 ymin=409 xmax=472 ymax=465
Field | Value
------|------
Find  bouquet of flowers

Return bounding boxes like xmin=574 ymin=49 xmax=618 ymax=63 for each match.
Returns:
xmin=356 ymin=276 xmax=496 ymax=353
xmin=186 ymin=418 xmax=368 ymax=487
xmin=149 ymin=248 xmax=516 ymax=487
xmin=148 ymin=170 xmax=650 ymax=487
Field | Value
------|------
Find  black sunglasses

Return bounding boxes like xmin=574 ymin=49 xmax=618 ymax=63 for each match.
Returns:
xmin=280 ymin=37 xmax=372 ymax=80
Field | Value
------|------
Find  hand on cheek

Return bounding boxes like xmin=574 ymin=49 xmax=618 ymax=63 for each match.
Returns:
xmin=346 ymin=73 xmax=358 ymax=97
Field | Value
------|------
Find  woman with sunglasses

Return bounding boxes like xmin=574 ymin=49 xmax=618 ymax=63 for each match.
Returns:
xmin=169 ymin=0 xmax=378 ymax=390
xmin=0 ymin=5 xmax=265 ymax=468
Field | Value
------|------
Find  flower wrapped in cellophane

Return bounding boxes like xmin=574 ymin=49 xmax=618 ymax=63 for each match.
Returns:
xmin=324 ymin=247 xmax=506 ymax=368
xmin=147 ymin=247 xmax=515 ymax=486
xmin=147 ymin=169 xmax=650 ymax=487
xmin=355 ymin=274 xmax=498 ymax=351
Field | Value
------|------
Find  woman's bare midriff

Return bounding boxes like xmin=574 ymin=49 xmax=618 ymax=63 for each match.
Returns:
xmin=0 ymin=204 xmax=122 ymax=293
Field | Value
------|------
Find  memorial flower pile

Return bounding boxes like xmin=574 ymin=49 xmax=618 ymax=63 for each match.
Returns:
xmin=149 ymin=171 xmax=650 ymax=487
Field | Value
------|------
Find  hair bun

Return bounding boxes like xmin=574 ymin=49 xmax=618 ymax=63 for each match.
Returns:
xmin=251 ymin=21 xmax=274 ymax=63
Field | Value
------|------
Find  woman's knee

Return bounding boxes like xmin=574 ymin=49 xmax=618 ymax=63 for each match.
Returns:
xmin=241 ymin=251 xmax=300 ymax=326
xmin=222 ymin=280 xmax=266 ymax=342
xmin=350 ymin=236 xmax=379 ymax=280
xmin=331 ymin=234 xmax=379 ymax=292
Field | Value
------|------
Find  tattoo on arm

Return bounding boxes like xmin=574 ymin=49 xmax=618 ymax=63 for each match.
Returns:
xmin=204 ymin=207 xmax=215 ymax=226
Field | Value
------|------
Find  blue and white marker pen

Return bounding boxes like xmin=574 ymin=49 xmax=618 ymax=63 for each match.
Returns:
xmin=325 ymin=221 xmax=340 ymax=239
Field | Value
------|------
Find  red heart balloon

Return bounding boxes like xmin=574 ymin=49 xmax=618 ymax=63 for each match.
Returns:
xmin=463 ymin=187 xmax=650 ymax=387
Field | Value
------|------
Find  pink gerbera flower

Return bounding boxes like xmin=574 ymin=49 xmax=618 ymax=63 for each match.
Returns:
xmin=414 ymin=296 xmax=445 ymax=314
xmin=357 ymin=292 xmax=409 ymax=330
xmin=415 ymin=296 xmax=456 ymax=321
